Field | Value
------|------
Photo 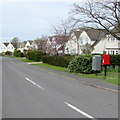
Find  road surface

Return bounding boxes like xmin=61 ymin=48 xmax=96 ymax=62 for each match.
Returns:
xmin=2 ymin=57 xmax=118 ymax=118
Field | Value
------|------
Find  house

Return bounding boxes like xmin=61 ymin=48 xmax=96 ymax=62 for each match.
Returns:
xmin=24 ymin=40 xmax=33 ymax=50
xmin=46 ymin=35 xmax=69 ymax=55
xmin=65 ymin=30 xmax=82 ymax=55
xmin=7 ymin=42 xmax=15 ymax=53
xmin=65 ymin=28 xmax=107 ymax=55
xmin=31 ymin=40 xmax=39 ymax=50
xmin=0 ymin=43 xmax=9 ymax=53
xmin=17 ymin=41 xmax=26 ymax=52
xmin=92 ymin=33 xmax=120 ymax=54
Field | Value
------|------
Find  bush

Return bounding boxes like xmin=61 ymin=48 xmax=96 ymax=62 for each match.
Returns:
xmin=27 ymin=50 xmax=44 ymax=61
xmin=42 ymin=55 xmax=74 ymax=68
xmin=14 ymin=50 xmax=24 ymax=57
xmin=68 ymin=55 xmax=93 ymax=74
xmin=1 ymin=52 xmax=6 ymax=56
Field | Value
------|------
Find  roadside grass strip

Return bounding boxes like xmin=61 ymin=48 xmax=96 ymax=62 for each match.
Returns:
xmin=15 ymin=58 xmax=119 ymax=86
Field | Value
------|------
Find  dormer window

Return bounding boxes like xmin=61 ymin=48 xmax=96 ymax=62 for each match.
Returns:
xmin=108 ymin=36 xmax=116 ymax=41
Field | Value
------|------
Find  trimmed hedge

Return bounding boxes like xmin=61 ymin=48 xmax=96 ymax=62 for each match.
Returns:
xmin=27 ymin=50 xmax=44 ymax=61
xmin=68 ymin=55 xmax=93 ymax=74
xmin=42 ymin=55 xmax=74 ymax=68
xmin=110 ymin=54 xmax=120 ymax=66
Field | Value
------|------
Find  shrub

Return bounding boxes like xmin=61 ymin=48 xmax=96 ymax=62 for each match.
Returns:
xmin=1 ymin=52 xmax=6 ymax=56
xmin=27 ymin=50 xmax=44 ymax=61
xmin=42 ymin=55 xmax=74 ymax=68
xmin=68 ymin=55 xmax=93 ymax=74
xmin=14 ymin=50 xmax=24 ymax=57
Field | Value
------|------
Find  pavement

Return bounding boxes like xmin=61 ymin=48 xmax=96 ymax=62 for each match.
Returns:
xmin=2 ymin=57 xmax=119 ymax=118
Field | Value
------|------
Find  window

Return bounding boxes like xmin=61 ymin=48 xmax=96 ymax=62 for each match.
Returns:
xmin=108 ymin=36 xmax=116 ymax=41
xmin=116 ymin=50 xmax=118 ymax=54
xmin=113 ymin=50 xmax=114 ymax=54
xmin=111 ymin=50 xmax=115 ymax=55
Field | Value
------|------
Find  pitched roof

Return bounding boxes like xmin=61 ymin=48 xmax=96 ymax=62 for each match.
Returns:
xmin=48 ymin=36 xmax=53 ymax=42
xmin=111 ymin=24 xmax=120 ymax=33
xmin=73 ymin=30 xmax=82 ymax=39
xmin=17 ymin=42 xmax=26 ymax=48
xmin=28 ymin=40 xmax=33 ymax=44
xmin=3 ymin=43 xmax=9 ymax=47
xmin=48 ymin=35 xmax=70 ymax=44
xmin=85 ymin=29 xmax=107 ymax=41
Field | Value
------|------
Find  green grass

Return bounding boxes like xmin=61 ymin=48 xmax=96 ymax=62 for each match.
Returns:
xmin=9 ymin=56 xmax=24 ymax=59
xmin=34 ymin=63 xmax=119 ymax=85
xmin=15 ymin=57 xmax=119 ymax=85
xmin=103 ymin=72 xmax=119 ymax=85
xmin=32 ymin=63 xmax=68 ymax=72
xmin=17 ymin=58 xmax=36 ymax=63
xmin=76 ymin=71 xmax=119 ymax=85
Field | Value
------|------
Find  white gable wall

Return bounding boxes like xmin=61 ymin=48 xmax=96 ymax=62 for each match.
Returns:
xmin=79 ymin=31 xmax=91 ymax=45
xmin=65 ymin=33 xmax=78 ymax=55
xmin=92 ymin=38 xmax=106 ymax=54
xmin=0 ymin=44 xmax=7 ymax=53
xmin=31 ymin=41 xmax=38 ymax=50
xmin=7 ymin=43 xmax=15 ymax=53
xmin=25 ymin=41 xmax=31 ymax=50
xmin=65 ymin=39 xmax=78 ymax=55
xmin=65 ymin=31 xmax=93 ymax=55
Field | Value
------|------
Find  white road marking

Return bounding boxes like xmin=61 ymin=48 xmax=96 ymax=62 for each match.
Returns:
xmin=65 ymin=102 xmax=96 ymax=120
xmin=25 ymin=78 xmax=45 ymax=91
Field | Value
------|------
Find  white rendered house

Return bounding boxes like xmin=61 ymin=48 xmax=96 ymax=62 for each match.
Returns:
xmin=65 ymin=28 xmax=106 ymax=55
xmin=0 ymin=43 xmax=9 ymax=53
xmin=7 ymin=43 xmax=15 ymax=53
xmin=93 ymin=33 xmax=120 ymax=55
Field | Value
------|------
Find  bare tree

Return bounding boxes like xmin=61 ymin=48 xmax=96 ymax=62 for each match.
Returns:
xmin=69 ymin=0 xmax=120 ymax=40
xmin=51 ymin=20 xmax=71 ymax=54
xmin=11 ymin=37 xmax=19 ymax=49
xmin=34 ymin=36 xmax=47 ymax=52
xmin=81 ymin=43 xmax=94 ymax=54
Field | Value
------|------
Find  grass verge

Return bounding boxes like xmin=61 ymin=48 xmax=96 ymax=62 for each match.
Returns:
xmin=76 ymin=72 xmax=119 ymax=85
xmin=17 ymin=58 xmax=36 ymax=63
xmin=16 ymin=57 xmax=119 ymax=85
xmin=32 ymin=63 xmax=68 ymax=72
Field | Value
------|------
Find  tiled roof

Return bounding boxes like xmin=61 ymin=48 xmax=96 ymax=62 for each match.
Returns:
xmin=48 ymin=35 xmax=70 ymax=44
xmin=17 ymin=42 xmax=26 ymax=48
xmin=3 ymin=43 xmax=9 ymax=47
xmin=28 ymin=40 xmax=33 ymax=44
xmin=85 ymin=29 xmax=107 ymax=41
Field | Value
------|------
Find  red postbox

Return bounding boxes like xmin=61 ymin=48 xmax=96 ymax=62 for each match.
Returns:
xmin=102 ymin=54 xmax=110 ymax=65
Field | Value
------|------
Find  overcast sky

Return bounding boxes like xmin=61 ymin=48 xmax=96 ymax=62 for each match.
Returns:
xmin=0 ymin=0 xmax=83 ymax=44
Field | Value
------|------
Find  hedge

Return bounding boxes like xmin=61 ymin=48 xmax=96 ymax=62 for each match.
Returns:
xmin=68 ymin=55 xmax=93 ymax=74
xmin=5 ymin=51 xmax=13 ymax=56
xmin=42 ymin=55 xmax=74 ymax=68
xmin=27 ymin=50 xmax=44 ymax=61
xmin=110 ymin=54 xmax=120 ymax=66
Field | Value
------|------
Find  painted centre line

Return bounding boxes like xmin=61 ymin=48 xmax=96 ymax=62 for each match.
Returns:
xmin=65 ymin=102 xmax=96 ymax=120
xmin=25 ymin=78 xmax=45 ymax=91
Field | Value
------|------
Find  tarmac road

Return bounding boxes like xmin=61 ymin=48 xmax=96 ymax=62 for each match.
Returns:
xmin=2 ymin=57 xmax=118 ymax=118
